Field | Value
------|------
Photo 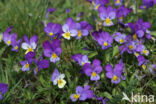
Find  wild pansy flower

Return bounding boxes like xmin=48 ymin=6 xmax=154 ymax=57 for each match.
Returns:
xmin=44 ymin=22 xmax=62 ymax=39
xmin=137 ymin=55 xmax=148 ymax=69
xmin=21 ymin=35 xmax=38 ymax=54
xmin=92 ymin=0 xmax=109 ymax=10
xmin=92 ymin=31 xmax=113 ymax=50
xmin=34 ymin=58 xmax=49 ymax=75
xmin=62 ymin=18 xmax=78 ymax=40
xmin=105 ymin=60 xmax=124 ymax=84
xmin=0 ymin=83 xmax=8 ymax=100
xmin=76 ymin=12 xmax=84 ymax=21
xmin=72 ymin=54 xmax=90 ymax=66
xmin=116 ymin=6 xmax=131 ymax=22
xmin=45 ymin=8 xmax=55 ymax=18
xmin=136 ymin=45 xmax=149 ymax=56
xmin=113 ymin=32 xmax=126 ymax=44
xmin=128 ymin=19 xmax=151 ymax=40
xmin=20 ymin=52 xmax=35 ymax=72
xmin=140 ymin=0 xmax=156 ymax=9
xmin=11 ymin=38 xmax=22 ymax=52
xmin=127 ymin=41 xmax=136 ymax=54
xmin=75 ymin=21 xmax=93 ymax=39
xmin=70 ymin=85 xmax=94 ymax=102
xmin=114 ymin=0 xmax=122 ymax=6
xmin=51 ymin=68 xmax=66 ymax=88
xmin=148 ymin=64 xmax=156 ymax=75
xmin=43 ymin=39 xmax=62 ymax=63
xmin=83 ymin=59 xmax=102 ymax=81
xmin=98 ymin=6 xmax=116 ymax=26
xmin=3 ymin=27 xmax=17 ymax=46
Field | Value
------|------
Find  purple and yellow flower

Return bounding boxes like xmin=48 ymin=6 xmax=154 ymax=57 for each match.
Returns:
xmin=105 ymin=60 xmax=124 ymax=84
xmin=3 ymin=27 xmax=17 ymax=46
xmin=34 ymin=58 xmax=49 ymax=75
xmin=114 ymin=0 xmax=122 ymax=6
xmin=70 ymin=85 xmax=94 ymax=102
xmin=21 ymin=35 xmax=38 ymax=54
xmin=20 ymin=52 xmax=35 ymax=71
xmin=127 ymin=41 xmax=136 ymax=54
xmin=11 ymin=38 xmax=22 ymax=52
xmin=43 ymin=39 xmax=62 ymax=63
xmin=98 ymin=6 xmax=116 ymax=26
xmin=140 ymin=0 xmax=156 ymax=9
xmin=0 ymin=83 xmax=8 ymax=100
xmin=44 ymin=22 xmax=62 ymax=39
xmin=72 ymin=54 xmax=90 ymax=66
xmin=136 ymin=45 xmax=149 ymax=56
xmin=51 ymin=68 xmax=66 ymax=88
xmin=113 ymin=32 xmax=126 ymax=44
xmin=83 ymin=59 xmax=102 ymax=81
xmin=92 ymin=0 xmax=109 ymax=10
xmin=92 ymin=31 xmax=113 ymax=50
xmin=62 ymin=18 xmax=78 ymax=40
xmin=137 ymin=55 xmax=148 ymax=69
xmin=75 ymin=21 xmax=93 ymax=39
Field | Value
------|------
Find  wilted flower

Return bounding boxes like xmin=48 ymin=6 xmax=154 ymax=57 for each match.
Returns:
xmin=105 ymin=60 xmax=124 ymax=84
xmin=92 ymin=31 xmax=113 ymax=50
xmin=62 ymin=18 xmax=78 ymax=40
xmin=72 ymin=54 xmax=90 ymax=66
xmin=21 ymin=35 xmax=38 ymax=54
xmin=44 ymin=22 xmax=62 ymax=39
xmin=70 ymin=85 xmax=94 ymax=102
xmin=51 ymin=68 xmax=66 ymax=88
xmin=83 ymin=59 xmax=103 ymax=81
xmin=0 ymin=83 xmax=8 ymax=100
xmin=43 ymin=39 xmax=62 ymax=63
xmin=98 ymin=6 xmax=116 ymax=26
xmin=113 ymin=32 xmax=126 ymax=44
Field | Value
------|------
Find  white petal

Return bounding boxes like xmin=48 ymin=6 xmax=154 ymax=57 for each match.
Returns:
xmin=62 ymin=24 xmax=69 ymax=32
xmin=21 ymin=42 xmax=30 ymax=50
xmin=53 ymin=79 xmax=58 ymax=85
xmin=58 ymin=74 xmax=65 ymax=79
xmin=58 ymin=79 xmax=66 ymax=88
xmin=31 ymin=42 xmax=37 ymax=49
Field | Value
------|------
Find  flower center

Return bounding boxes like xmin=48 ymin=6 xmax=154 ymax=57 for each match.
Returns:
xmin=143 ymin=6 xmax=146 ymax=9
xmin=78 ymin=30 xmax=82 ymax=37
xmin=113 ymin=75 xmax=118 ymax=81
xmin=134 ymin=52 xmax=139 ymax=57
xmin=116 ymin=0 xmax=120 ymax=4
xmin=35 ymin=67 xmax=39 ymax=72
xmin=142 ymin=64 xmax=146 ymax=69
xmin=119 ymin=16 xmax=123 ymax=20
xmin=25 ymin=63 xmax=29 ymax=68
xmin=81 ymin=62 xmax=85 ymax=66
xmin=95 ymin=4 xmax=100 ymax=10
xmin=58 ymin=79 xmax=63 ymax=85
xmin=104 ymin=42 xmax=108 ymax=46
xmin=129 ymin=45 xmax=133 ymax=50
xmin=105 ymin=18 xmax=111 ymax=25
xmin=49 ymin=32 xmax=54 ymax=36
xmin=64 ymin=32 xmax=70 ymax=38
xmin=119 ymin=39 xmax=124 ymax=43
xmin=133 ymin=34 xmax=137 ymax=40
xmin=7 ymin=40 xmax=11 ymax=45
xmin=143 ymin=50 xmax=147 ymax=55
xmin=92 ymin=72 xmax=97 ymax=77
xmin=52 ymin=53 xmax=57 ymax=59
xmin=14 ymin=46 xmax=18 ymax=50
xmin=74 ymin=94 xmax=80 ymax=99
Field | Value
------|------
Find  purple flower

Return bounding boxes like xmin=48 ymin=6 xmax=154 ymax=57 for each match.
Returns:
xmin=44 ymin=22 xmax=62 ymax=39
xmin=21 ymin=35 xmax=38 ymax=54
xmin=127 ymin=41 xmax=136 ymax=54
xmin=72 ymin=54 xmax=90 ymax=66
xmin=11 ymin=38 xmax=22 ymax=52
xmin=51 ymin=68 xmax=66 ymax=88
xmin=98 ymin=6 xmax=116 ymax=26
xmin=149 ymin=64 xmax=156 ymax=75
xmin=65 ymin=8 xmax=71 ymax=13
xmin=92 ymin=31 xmax=113 ymax=50
xmin=114 ymin=0 xmax=122 ymax=6
xmin=70 ymin=85 xmax=94 ymax=102
xmin=105 ymin=60 xmax=124 ymax=84
xmin=137 ymin=55 xmax=146 ymax=66
xmin=75 ymin=21 xmax=93 ymax=39
xmin=0 ymin=83 xmax=8 ymax=100
xmin=92 ymin=0 xmax=109 ymax=10
xmin=34 ymin=58 xmax=49 ymax=75
xmin=62 ymin=18 xmax=78 ymax=40
xmin=3 ymin=27 xmax=17 ymax=46
xmin=116 ymin=6 xmax=131 ymax=21
xmin=20 ymin=52 xmax=35 ymax=71
xmin=45 ymin=8 xmax=55 ymax=18
xmin=136 ymin=45 xmax=149 ymax=56
xmin=43 ymin=39 xmax=62 ymax=63
xmin=113 ymin=32 xmax=126 ymax=44
xmin=140 ymin=0 xmax=155 ymax=9
xmin=83 ymin=59 xmax=103 ymax=81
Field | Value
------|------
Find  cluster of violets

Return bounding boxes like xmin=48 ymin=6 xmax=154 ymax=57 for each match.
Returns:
xmin=0 ymin=0 xmax=156 ymax=103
